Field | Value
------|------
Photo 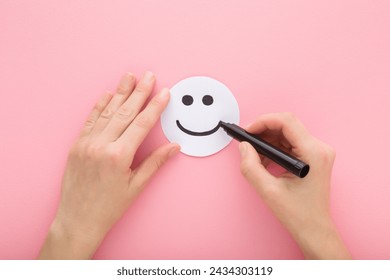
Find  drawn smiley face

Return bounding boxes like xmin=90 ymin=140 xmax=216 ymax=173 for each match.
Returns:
xmin=161 ymin=76 xmax=240 ymax=157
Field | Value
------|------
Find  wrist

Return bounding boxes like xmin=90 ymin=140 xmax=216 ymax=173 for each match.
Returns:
xmin=291 ymin=219 xmax=351 ymax=259
xmin=38 ymin=218 xmax=103 ymax=259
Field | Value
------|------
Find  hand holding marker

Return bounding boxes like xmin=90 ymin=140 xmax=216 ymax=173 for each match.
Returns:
xmin=219 ymin=121 xmax=310 ymax=178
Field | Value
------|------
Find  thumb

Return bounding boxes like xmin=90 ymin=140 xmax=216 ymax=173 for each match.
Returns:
xmin=130 ymin=143 xmax=180 ymax=194
xmin=239 ymin=141 xmax=277 ymax=196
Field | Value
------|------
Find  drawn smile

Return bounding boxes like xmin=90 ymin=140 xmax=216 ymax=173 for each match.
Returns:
xmin=176 ymin=120 xmax=220 ymax=136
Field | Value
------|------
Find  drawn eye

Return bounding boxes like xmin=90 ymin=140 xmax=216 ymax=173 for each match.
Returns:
xmin=182 ymin=95 xmax=193 ymax=106
xmin=202 ymin=95 xmax=213 ymax=106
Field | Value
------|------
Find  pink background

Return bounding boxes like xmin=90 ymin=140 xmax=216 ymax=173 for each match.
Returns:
xmin=1 ymin=0 xmax=390 ymax=259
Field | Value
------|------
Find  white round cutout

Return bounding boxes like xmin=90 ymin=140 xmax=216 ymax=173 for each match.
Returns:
xmin=161 ymin=76 xmax=240 ymax=157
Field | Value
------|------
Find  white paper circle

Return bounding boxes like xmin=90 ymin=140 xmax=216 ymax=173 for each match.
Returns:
xmin=161 ymin=76 xmax=240 ymax=157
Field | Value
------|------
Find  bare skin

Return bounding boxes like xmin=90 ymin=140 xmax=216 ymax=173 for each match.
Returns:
xmin=239 ymin=113 xmax=351 ymax=259
xmin=38 ymin=73 xmax=351 ymax=259
xmin=39 ymin=71 xmax=180 ymax=259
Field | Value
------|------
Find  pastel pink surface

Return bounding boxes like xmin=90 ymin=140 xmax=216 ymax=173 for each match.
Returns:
xmin=1 ymin=1 xmax=389 ymax=259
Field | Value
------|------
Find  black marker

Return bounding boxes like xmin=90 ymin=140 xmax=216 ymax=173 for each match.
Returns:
xmin=219 ymin=121 xmax=310 ymax=178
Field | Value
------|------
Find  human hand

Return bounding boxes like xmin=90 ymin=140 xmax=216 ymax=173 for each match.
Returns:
xmin=38 ymin=71 xmax=180 ymax=259
xmin=239 ymin=113 xmax=351 ymax=259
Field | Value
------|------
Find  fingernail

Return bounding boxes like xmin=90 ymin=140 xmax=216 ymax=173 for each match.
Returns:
xmin=168 ymin=144 xmax=181 ymax=157
xmin=143 ymin=71 xmax=154 ymax=82
xmin=125 ymin=72 xmax=135 ymax=79
xmin=244 ymin=122 xmax=253 ymax=130
xmin=122 ymin=72 xmax=134 ymax=83
xmin=157 ymin=88 xmax=170 ymax=100
xmin=239 ymin=142 xmax=247 ymax=156
xmin=118 ymin=73 xmax=134 ymax=92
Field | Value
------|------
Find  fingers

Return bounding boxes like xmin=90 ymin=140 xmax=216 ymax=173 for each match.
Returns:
xmin=117 ymin=88 xmax=170 ymax=160
xmin=89 ymin=73 xmax=136 ymax=136
xmin=79 ymin=92 xmax=113 ymax=137
xmin=239 ymin=142 xmax=277 ymax=197
xmin=130 ymin=143 xmax=180 ymax=195
xmin=246 ymin=113 xmax=312 ymax=154
xmin=102 ymin=71 xmax=155 ymax=141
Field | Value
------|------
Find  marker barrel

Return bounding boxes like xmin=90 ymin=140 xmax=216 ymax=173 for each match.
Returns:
xmin=220 ymin=122 xmax=310 ymax=178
